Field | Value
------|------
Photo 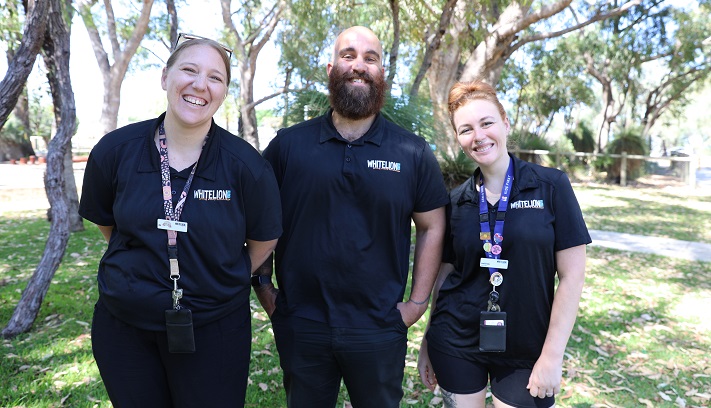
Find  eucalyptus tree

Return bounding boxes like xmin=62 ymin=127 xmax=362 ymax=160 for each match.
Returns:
xmin=501 ymin=39 xmax=594 ymax=139
xmin=0 ymin=0 xmax=49 ymax=130
xmin=567 ymin=0 xmax=710 ymax=152
xmin=637 ymin=2 xmax=711 ymax=140
xmin=76 ymin=0 xmax=155 ymax=135
xmin=221 ymin=0 xmax=286 ymax=150
xmin=577 ymin=0 xmax=671 ymax=151
xmin=421 ymin=0 xmax=641 ymax=155
xmin=3 ymin=0 xmax=77 ymax=338
xmin=0 ymin=0 xmax=32 ymax=154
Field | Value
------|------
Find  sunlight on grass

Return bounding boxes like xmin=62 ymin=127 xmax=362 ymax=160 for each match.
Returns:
xmin=576 ymin=185 xmax=711 ymax=243
xmin=1 ymin=185 xmax=710 ymax=407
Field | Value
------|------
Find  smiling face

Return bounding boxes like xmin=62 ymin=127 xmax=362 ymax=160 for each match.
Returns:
xmin=327 ymin=26 xmax=386 ymax=119
xmin=161 ymin=43 xmax=228 ymax=131
xmin=453 ymin=98 xmax=511 ymax=169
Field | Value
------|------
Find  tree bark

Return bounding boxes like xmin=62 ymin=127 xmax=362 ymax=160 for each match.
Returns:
xmin=0 ymin=0 xmax=50 ymax=131
xmin=425 ymin=2 xmax=467 ymax=157
xmin=166 ymin=0 xmax=178 ymax=49
xmin=77 ymin=0 xmax=154 ymax=135
xmin=2 ymin=0 xmax=76 ymax=339
xmin=386 ymin=0 xmax=401 ymax=96
xmin=410 ymin=0 xmax=459 ymax=98
xmin=222 ymin=0 xmax=286 ymax=150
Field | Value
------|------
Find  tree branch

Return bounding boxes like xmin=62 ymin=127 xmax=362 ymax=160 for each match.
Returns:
xmin=508 ymin=0 xmax=642 ymax=56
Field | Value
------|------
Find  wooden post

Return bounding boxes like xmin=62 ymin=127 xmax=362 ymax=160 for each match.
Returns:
xmin=689 ymin=155 xmax=697 ymax=188
xmin=620 ymin=151 xmax=627 ymax=187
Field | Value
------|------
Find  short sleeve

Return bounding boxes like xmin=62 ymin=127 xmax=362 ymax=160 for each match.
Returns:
xmin=552 ymin=172 xmax=591 ymax=251
xmin=79 ymin=150 xmax=116 ymax=226
xmin=414 ymin=144 xmax=449 ymax=213
xmin=243 ymin=160 xmax=282 ymax=242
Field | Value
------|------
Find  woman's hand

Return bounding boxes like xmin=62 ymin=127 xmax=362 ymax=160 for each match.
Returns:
xmin=527 ymin=353 xmax=562 ymax=398
xmin=417 ymin=338 xmax=438 ymax=391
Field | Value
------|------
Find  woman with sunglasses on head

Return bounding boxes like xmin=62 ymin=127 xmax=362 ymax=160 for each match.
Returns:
xmin=79 ymin=34 xmax=282 ymax=407
xmin=417 ymin=80 xmax=590 ymax=408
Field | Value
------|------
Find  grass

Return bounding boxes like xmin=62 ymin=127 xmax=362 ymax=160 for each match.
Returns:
xmin=574 ymin=182 xmax=711 ymax=244
xmin=1 ymin=183 xmax=711 ymax=407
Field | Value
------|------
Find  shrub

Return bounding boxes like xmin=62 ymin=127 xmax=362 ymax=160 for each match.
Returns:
xmin=605 ymin=128 xmax=648 ymax=182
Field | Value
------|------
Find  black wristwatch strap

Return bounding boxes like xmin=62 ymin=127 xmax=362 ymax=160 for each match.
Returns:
xmin=250 ymin=274 xmax=271 ymax=287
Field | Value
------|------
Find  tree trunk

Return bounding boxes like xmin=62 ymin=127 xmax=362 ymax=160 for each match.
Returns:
xmin=410 ymin=0 xmax=459 ymax=99
xmin=2 ymin=0 xmax=76 ymax=339
xmin=425 ymin=3 xmax=466 ymax=157
xmin=222 ymin=0 xmax=286 ymax=150
xmin=100 ymin=74 xmax=123 ymax=135
xmin=41 ymin=7 xmax=84 ymax=233
xmin=78 ymin=0 xmax=154 ymax=135
xmin=166 ymin=0 xmax=178 ymax=50
xmin=386 ymin=0 xmax=400 ymax=97
xmin=63 ymin=141 xmax=84 ymax=232
xmin=0 ymin=0 xmax=50 ymax=130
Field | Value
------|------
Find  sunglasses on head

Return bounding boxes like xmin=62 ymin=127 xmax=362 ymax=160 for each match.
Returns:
xmin=175 ymin=33 xmax=232 ymax=59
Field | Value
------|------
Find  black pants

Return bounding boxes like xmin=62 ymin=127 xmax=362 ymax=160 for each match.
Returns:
xmin=91 ymin=299 xmax=251 ymax=408
xmin=271 ymin=308 xmax=408 ymax=408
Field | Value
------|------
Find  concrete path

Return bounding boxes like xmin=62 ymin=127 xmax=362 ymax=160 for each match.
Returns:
xmin=589 ymin=230 xmax=711 ymax=262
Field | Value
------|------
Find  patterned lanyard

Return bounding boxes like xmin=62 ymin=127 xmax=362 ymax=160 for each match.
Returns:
xmin=157 ymin=121 xmax=208 ymax=308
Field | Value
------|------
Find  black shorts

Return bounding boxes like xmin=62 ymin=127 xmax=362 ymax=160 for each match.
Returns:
xmin=428 ymin=345 xmax=554 ymax=408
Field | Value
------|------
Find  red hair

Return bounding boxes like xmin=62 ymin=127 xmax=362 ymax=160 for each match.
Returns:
xmin=447 ymin=81 xmax=507 ymax=131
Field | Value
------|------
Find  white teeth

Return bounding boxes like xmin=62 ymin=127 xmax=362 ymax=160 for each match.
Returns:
xmin=352 ymin=79 xmax=364 ymax=83
xmin=183 ymin=96 xmax=206 ymax=106
xmin=475 ymin=144 xmax=493 ymax=153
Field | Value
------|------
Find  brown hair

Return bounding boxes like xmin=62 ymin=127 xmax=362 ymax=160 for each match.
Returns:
xmin=166 ymin=38 xmax=232 ymax=85
xmin=447 ymin=81 xmax=507 ymax=131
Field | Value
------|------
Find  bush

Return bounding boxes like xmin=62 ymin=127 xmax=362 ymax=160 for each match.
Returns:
xmin=565 ymin=121 xmax=595 ymax=153
xmin=438 ymin=150 xmax=476 ymax=191
xmin=605 ymin=128 xmax=648 ymax=182
xmin=509 ymin=130 xmax=552 ymax=165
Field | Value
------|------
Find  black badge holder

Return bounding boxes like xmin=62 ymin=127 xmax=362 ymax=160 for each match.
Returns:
xmin=164 ymin=246 xmax=195 ymax=353
xmin=165 ymin=308 xmax=196 ymax=353
xmin=479 ymin=310 xmax=507 ymax=352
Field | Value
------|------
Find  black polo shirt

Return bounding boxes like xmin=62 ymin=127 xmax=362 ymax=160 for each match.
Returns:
xmin=427 ymin=154 xmax=591 ymax=367
xmin=79 ymin=113 xmax=282 ymax=331
xmin=263 ymin=109 xmax=449 ymax=329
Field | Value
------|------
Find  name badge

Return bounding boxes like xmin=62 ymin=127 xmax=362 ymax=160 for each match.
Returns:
xmin=157 ymin=219 xmax=188 ymax=233
xmin=480 ymin=258 xmax=508 ymax=269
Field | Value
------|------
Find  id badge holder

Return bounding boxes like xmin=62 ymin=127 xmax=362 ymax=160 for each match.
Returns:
xmin=165 ymin=308 xmax=196 ymax=353
xmin=479 ymin=311 xmax=507 ymax=352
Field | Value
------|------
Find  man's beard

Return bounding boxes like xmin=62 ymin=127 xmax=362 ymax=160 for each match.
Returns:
xmin=328 ymin=65 xmax=386 ymax=120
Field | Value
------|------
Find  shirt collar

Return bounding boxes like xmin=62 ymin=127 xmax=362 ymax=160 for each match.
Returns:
xmin=456 ymin=154 xmax=538 ymax=205
xmin=137 ymin=112 xmax=219 ymax=181
xmin=319 ymin=108 xmax=384 ymax=146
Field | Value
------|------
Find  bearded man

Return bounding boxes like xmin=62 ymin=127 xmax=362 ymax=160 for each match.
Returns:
xmin=255 ymin=26 xmax=448 ymax=408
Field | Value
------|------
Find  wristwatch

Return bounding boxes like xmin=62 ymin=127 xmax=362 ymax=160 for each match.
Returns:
xmin=250 ymin=274 xmax=271 ymax=287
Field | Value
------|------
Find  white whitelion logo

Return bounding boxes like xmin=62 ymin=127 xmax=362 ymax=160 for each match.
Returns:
xmin=193 ymin=189 xmax=232 ymax=201
xmin=509 ymin=199 xmax=544 ymax=209
xmin=366 ymin=159 xmax=401 ymax=172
